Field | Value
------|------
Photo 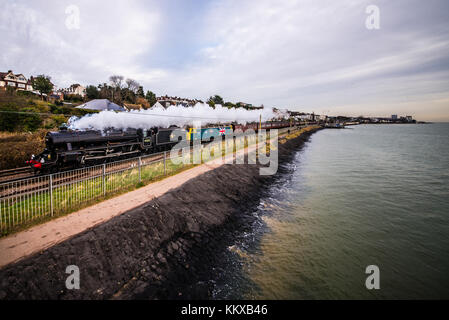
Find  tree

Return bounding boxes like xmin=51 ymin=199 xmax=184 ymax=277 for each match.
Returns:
xmin=86 ymin=85 xmax=99 ymax=99
xmin=136 ymin=97 xmax=150 ymax=109
xmin=121 ymin=87 xmax=136 ymax=104
xmin=145 ymin=90 xmax=156 ymax=107
xmin=209 ymin=95 xmax=224 ymax=105
xmin=109 ymin=75 xmax=124 ymax=89
xmin=98 ymin=83 xmax=111 ymax=99
xmin=137 ymin=86 xmax=144 ymax=98
xmin=207 ymin=95 xmax=224 ymax=109
xmin=207 ymin=99 xmax=215 ymax=109
xmin=125 ymin=78 xmax=140 ymax=93
xmin=32 ymin=75 xmax=53 ymax=100
xmin=224 ymin=101 xmax=235 ymax=109
xmin=109 ymin=75 xmax=124 ymax=104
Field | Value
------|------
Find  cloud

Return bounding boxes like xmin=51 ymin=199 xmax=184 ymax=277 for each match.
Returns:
xmin=0 ymin=0 xmax=159 ymax=87
xmin=1 ymin=0 xmax=449 ymax=121
xmin=158 ymin=0 xmax=449 ymax=120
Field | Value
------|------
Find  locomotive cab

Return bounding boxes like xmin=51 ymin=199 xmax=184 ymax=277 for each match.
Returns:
xmin=137 ymin=128 xmax=153 ymax=147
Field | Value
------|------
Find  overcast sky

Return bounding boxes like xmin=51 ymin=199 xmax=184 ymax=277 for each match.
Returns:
xmin=1 ymin=0 xmax=448 ymax=121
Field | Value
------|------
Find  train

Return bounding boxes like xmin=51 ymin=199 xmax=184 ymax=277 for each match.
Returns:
xmin=26 ymin=120 xmax=301 ymax=174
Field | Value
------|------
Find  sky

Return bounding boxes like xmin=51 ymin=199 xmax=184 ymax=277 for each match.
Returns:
xmin=1 ymin=0 xmax=449 ymax=121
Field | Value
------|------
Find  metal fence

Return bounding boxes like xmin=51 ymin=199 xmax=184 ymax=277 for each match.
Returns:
xmin=0 ymin=150 xmax=190 ymax=234
xmin=0 ymin=126 xmax=305 ymax=234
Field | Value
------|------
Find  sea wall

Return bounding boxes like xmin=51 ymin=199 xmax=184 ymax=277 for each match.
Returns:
xmin=0 ymin=128 xmax=320 ymax=299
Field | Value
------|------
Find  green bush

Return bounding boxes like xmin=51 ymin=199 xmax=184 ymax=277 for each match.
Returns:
xmin=5 ymin=86 xmax=15 ymax=96
xmin=17 ymin=90 xmax=39 ymax=98
xmin=49 ymin=104 xmax=99 ymax=116
xmin=64 ymin=94 xmax=84 ymax=102
xmin=20 ymin=107 xmax=43 ymax=131
xmin=0 ymin=91 xmax=97 ymax=132
xmin=45 ymin=114 xmax=67 ymax=129
xmin=49 ymin=104 xmax=62 ymax=114
xmin=0 ymin=104 xmax=43 ymax=132
xmin=0 ymin=103 xmax=20 ymax=132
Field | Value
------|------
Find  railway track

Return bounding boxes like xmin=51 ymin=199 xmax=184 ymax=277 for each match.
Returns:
xmin=0 ymin=166 xmax=34 ymax=183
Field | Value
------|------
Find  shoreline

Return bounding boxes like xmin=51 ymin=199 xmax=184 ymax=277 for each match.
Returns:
xmin=0 ymin=127 xmax=320 ymax=299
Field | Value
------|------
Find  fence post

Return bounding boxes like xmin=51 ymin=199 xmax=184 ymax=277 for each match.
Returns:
xmin=49 ymin=174 xmax=53 ymax=216
xmin=164 ymin=151 xmax=167 ymax=175
xmin=138 ymin=157 xmax=142 ymax=183
xmin=103 ymin=164 xmax=106 ymax=196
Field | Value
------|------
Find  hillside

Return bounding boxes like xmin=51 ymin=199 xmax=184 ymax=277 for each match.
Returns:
xmin=0 ymin=91 xmax=96 ymax=169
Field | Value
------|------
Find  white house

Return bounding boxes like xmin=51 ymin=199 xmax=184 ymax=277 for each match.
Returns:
xmin=151 ymin=101 xmax=166 ymax=109
xmin=61 ymin=84 xmax=86 ymax=97
xmin=299 ymin=114 xmax=313 ymax=121
xmin=0 ymin=70 xmax=33 ymax=91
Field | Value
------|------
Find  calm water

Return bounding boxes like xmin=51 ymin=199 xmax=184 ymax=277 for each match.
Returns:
xmin=215 ymin=123 xmax=449 ymax=299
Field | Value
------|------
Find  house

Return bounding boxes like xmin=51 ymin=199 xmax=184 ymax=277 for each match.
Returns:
xmin=75 ymin=99 xmax=125 ymax=111
xmin=61 ymin=84 xmax=86 ymax=97
xmin=49 ymin=93 xmax=64 ymax=102
xmin=52 ymin=91 xmax=64 ymax=100
xmin=0 ymin=70 xmax=33 ymax=91
xmin=151 ymin=101 xmax=166 ymax=109
xmin=299 ymin=114 xmax=313 ymax=121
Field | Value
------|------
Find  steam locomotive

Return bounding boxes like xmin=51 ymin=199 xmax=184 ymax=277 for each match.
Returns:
xmin=27 ymin=120 xmax=298 ymax=173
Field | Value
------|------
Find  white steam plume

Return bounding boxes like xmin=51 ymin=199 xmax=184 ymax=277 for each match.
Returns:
xmin=68 ymin=103 xmax=286 ymax=131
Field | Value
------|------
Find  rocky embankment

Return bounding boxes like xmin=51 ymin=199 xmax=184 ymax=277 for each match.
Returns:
xmin=0 ymin=128 xmax=320 ymax=299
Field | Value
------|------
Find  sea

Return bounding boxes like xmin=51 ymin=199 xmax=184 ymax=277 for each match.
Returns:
xmin=213 ymin=123 xmax=449 ymax=299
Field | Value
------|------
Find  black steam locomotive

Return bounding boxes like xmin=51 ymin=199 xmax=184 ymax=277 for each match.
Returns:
xmin=27 ymin=120 xmax=302 ymax=174
xmin=27 ymin=127 xmax=186 ymax=173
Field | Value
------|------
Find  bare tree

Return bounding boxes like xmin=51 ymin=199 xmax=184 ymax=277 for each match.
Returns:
xmin=108 ymin=75 xmax=125 ymax=103
xmin=109 ymin=75 xmax=124 ymax=89
xmin=125 ymin=78 xmax=140 ymax=93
